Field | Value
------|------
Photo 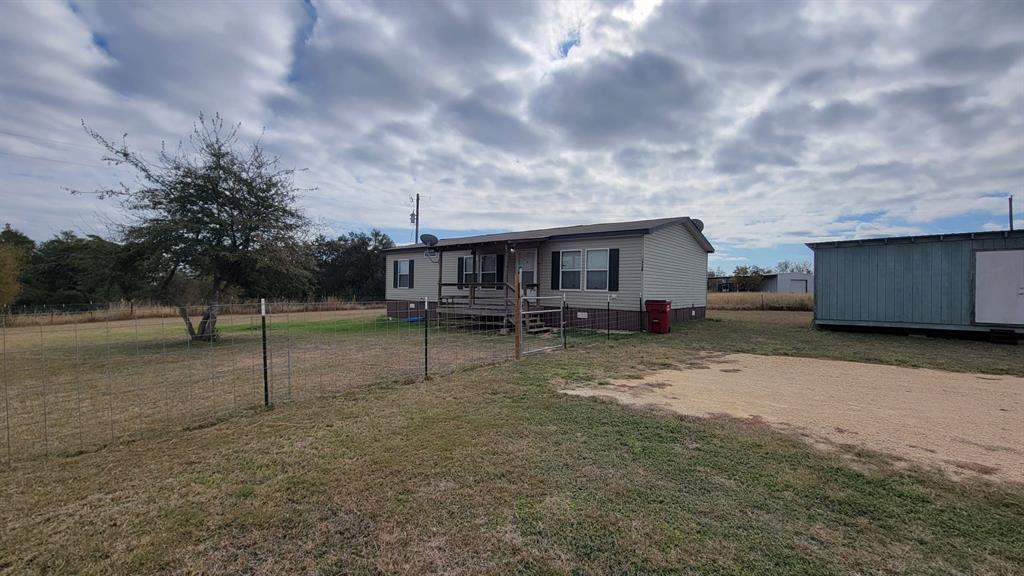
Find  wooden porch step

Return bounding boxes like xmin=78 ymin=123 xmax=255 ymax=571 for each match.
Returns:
xmin=523 ymin=316 xmax=549 ymax=334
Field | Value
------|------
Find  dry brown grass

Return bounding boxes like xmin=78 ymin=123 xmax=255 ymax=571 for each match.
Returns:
xmin=0 ymin=309 xmax=514 ymax=463
xmin=2 ymin=298 xmax=383 ymax=328
xmin=707 ymin=291 xmax=814 ymax=311
xmin=1 ymin=317 xmax=1022 ymax=574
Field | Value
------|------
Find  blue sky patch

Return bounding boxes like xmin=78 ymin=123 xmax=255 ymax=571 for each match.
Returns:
xmin=558 ymin=28 xmax=580 ymax=58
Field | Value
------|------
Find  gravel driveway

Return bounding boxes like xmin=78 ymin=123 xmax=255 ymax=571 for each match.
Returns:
xmin=563 ymin=353 xmax=1024 ymax=482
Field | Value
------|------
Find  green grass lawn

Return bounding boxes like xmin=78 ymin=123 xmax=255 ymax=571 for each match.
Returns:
xmin=222 ymin=314 xmax=425 ymax=336
xmin=662 ymin=310 xmax=1024 ymax=375
xmin=1 ymin=312 xmax=1022 ymax=574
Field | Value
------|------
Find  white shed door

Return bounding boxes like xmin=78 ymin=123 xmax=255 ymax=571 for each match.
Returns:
xmin=789 ymin=279 xmax=808 ymax=293
xmin=975 ymin=250 xmax=1024 ymax=325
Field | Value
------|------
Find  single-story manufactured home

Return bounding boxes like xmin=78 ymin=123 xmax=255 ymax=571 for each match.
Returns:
xmin=807 ymin=230 xmax=1024 ymax=338
xmin=385 ymin=217 xmax=714 ymax=331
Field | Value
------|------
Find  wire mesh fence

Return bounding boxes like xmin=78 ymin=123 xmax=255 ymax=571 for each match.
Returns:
xmin=0 ymin=298 xmax=647 ymax=466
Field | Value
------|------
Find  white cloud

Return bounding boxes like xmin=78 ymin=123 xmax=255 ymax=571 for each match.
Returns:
xmin=0 ymin=0 xmax=1021 ymax=254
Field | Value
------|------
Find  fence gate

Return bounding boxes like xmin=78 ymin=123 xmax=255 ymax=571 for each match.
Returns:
xmin=520 ymin=296 xmax=565 ymax=355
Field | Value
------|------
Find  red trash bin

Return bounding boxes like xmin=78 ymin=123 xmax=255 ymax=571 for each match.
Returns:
xmin=645 ymin=300 xmax=672 ymax=333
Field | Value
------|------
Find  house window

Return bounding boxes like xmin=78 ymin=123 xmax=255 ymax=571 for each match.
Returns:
xmin=480 ymin=254 xmax=498 ymax=287
xmin=397 ymin=259 xmax=411 ymax=288
xmin=560 ymin=250 xmax=582 ymax=290
xmin=585 ymin=249 xmax=609 ymax=290
xmin=459 ymin=256 xmax=475 ymax=286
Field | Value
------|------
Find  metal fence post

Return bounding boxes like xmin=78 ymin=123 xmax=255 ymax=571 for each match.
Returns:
xmin=607 ymin=295 xmax=611 ymax=342
xmin=561 ymin=294 xmax=567 ymax=350
xmin=423 ymin=296 xmax=429 ymax=380
xmin=261 ymin=298 xmax=269 ymax=407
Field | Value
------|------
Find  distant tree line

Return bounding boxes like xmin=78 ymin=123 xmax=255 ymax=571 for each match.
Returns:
xmin=1 ymin=113 xmax=396 ymax=341
xmin=707 ymin=260 xmax=812 ymax=292
xmin=0 ymin=224 xmax=395 ymax=309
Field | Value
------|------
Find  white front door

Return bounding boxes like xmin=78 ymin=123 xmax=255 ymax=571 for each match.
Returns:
xmin=975 ymin=250 xmax=1024 ymax=325
xmin=517 ymin=249 xmax=538 ymax=301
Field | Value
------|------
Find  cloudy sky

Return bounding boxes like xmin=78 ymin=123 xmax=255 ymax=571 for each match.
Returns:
xmin=1 ymin=0 xmax=1022 ymax=269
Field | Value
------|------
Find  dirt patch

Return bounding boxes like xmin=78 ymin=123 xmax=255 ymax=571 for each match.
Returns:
xmin=562 ymin=353 xmax=1024 ymax=482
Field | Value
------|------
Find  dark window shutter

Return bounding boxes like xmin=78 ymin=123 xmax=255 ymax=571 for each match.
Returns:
xmin=457 ymin=257 xmax=464 ymax=289
xmin=393 ymin=260 xmax=399 ymax=289
xmin=408 ymin=259 xmax=414 ymax=289
xmin=550 ymin=251 xmax=560 ymax=290
xmin=608 ymin=248 xmax=619 ymax=292
xmin=495 ymin=254 xmax=505 ymax=284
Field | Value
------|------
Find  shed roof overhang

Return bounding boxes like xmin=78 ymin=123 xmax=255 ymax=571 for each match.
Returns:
xmin=805 ymin=229 xmax=1024 ymax=250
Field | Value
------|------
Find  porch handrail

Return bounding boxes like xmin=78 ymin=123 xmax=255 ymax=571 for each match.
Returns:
xmin=438 ymin=282 xmax=512 ymax=288
xmin=437 ymin=281 xmax=519 ymax=319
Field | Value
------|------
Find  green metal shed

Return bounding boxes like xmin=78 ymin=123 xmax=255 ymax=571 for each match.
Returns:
xmin=807 ymin=230 xmax=1024 ymax=335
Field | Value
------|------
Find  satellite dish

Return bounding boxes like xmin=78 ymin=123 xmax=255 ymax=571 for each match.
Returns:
xmin=692 ymin=219 xmax=704 ymax=232
xmin=420 ymin=233 xmax=439 ymax=246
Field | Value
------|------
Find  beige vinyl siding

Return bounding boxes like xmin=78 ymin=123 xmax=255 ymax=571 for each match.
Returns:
xmin=642 ymin=222 xmax=708 ymax=308
xmin=387 ymin=225 xmax=707 ymax=308
xmin=386 ymin=249 xmax=484 ymax=301
xmin=440 ymin=249 xmax=473 ymax=298
xmin=537 ymin=234 xmax=644 ymax=311
xmin=385 ymin=249 xmax=439 ymax=301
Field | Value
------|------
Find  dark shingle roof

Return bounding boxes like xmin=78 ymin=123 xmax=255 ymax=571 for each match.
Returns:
xmin=387 ymin=216 xmax=714 ymax=252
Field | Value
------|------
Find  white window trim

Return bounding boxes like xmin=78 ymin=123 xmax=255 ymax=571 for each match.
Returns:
xmin=584 ymin=248 xmax=610 ymax=292
xmin=458 ymin=255 xmax=475 ymax=289
xmin=397 ymin=259 xmax=411 ymax=289
xmin=555 ymin=247 xmax=614 ymax=292
xmin=559 ymin=249 xmax=583 ymax=291
xmin=479 ymin=254 xmax=502 ymax=289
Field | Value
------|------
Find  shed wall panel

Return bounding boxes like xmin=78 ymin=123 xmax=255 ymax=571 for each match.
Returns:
xmin=814 ymin=233 xmax=1024 ymax=330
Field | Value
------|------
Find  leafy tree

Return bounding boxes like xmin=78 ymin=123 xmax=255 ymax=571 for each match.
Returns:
xmin=15 ymin=232 xmax=133 ymax=306
xmin=776 ymin=260 xmax=812 ymax=274
xmin=77 ymin=113 xmax=314 ymax=340
xmin=313 ymin=230 xmax=394 ymax=301
xmin=1 ymin=224 xmax=34 ymax=256
xmin=0 ymin=246 xmax=23 ymax=307
xmin=732 ymin=265 xmax=769 ymax=292
xmin=0 ymin=224 xmax=34 ymax=307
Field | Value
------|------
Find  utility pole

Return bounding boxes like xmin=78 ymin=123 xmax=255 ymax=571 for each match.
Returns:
xmin=1010 ymin=195 xmax=1015 ymax=231
xmin=415 ymin=193 xmax=420 ymax=241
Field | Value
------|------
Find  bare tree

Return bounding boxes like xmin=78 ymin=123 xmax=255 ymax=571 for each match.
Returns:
xmin=776 ymin=260 xmax=812 ymax=274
